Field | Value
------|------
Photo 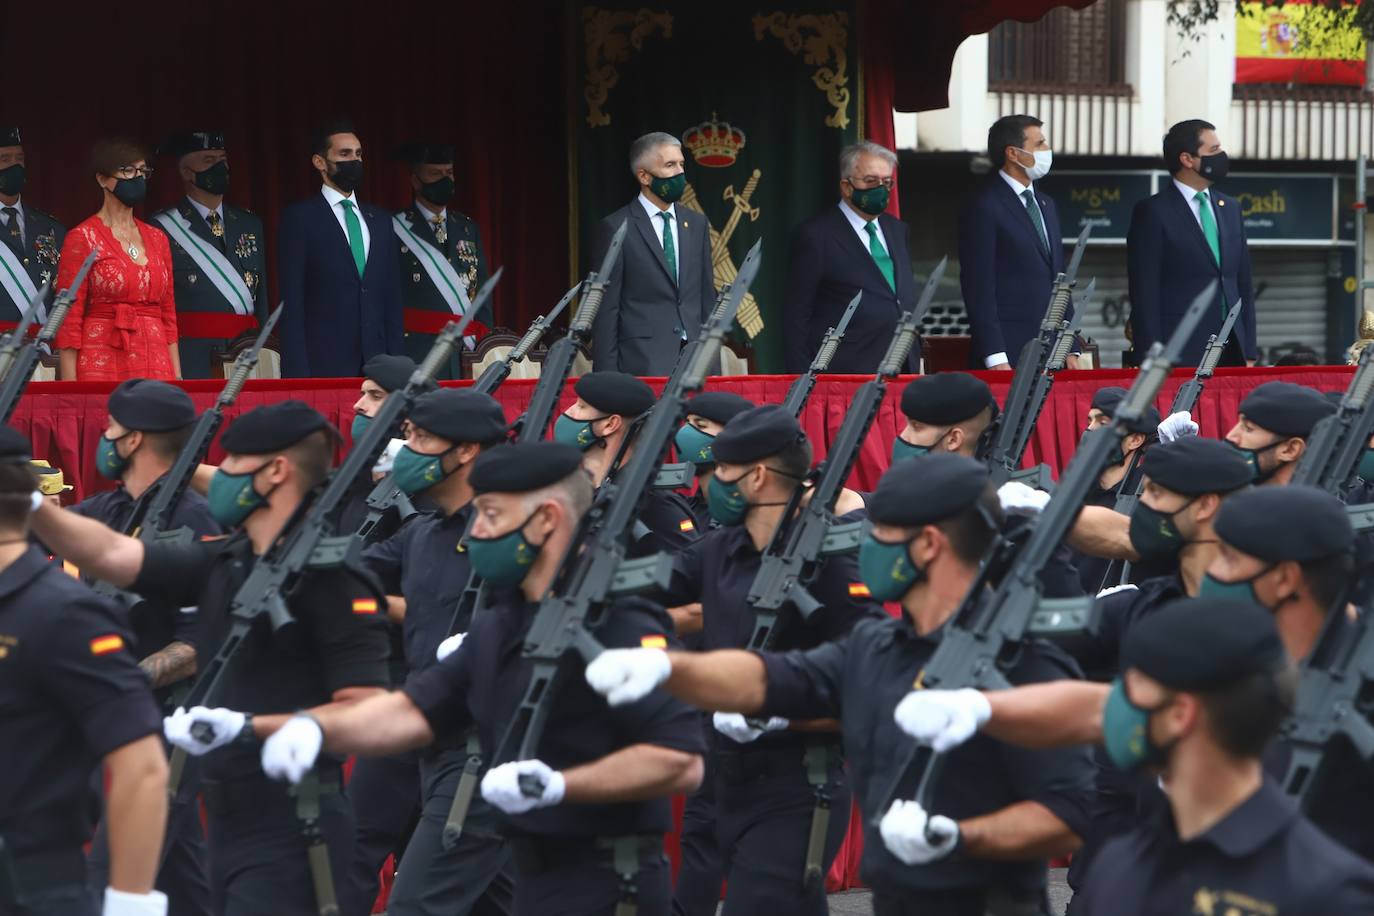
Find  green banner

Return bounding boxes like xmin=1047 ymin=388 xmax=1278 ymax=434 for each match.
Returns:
xmin=572 ymin=0 xmax=860 ymax=371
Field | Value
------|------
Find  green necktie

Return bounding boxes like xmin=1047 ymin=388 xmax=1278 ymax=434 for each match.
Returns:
xmin=1021 ymin=189 xmax=1050 ymax=255
xmin=1196 ymin=190 xmax=1221 ymax=267
xmin=659 ymin=211 xmax=677 ymax=283
xmin=340 ymin=199 xmax=366 ymax=277
xmin=865 ymin=222 xmax=895 ymax=292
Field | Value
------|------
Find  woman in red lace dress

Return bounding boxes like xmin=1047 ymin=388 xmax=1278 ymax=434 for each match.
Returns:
xmin=56 ymin=138 xmax=180 ymax=380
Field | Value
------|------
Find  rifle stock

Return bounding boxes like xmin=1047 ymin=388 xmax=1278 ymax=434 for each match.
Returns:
xmin=1290 ymin=344 xmax=1374 ymax=495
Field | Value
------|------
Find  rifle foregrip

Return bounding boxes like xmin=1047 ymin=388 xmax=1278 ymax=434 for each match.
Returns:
xmin=1350 ymin=363 xmax=1374 ymax=406
xmin=508 ymin=322 xmax=546 ymax=362
xmin=1044 ymin=285 xmax=1071 ymax=328
xmin=879 ymin=327 xmax=919 ymax=377
xmin=570 ymin=284 xmax=605 ymax=333
xmin=38 ymin=298 xmax=72 ymax=342
xmin=417 ymin=334 xmax=458 ymax=381
xmin=813 ymin=335 xmax=840 ymax=371
xmin=1049 ymin=329 xmax=1075 ymax=367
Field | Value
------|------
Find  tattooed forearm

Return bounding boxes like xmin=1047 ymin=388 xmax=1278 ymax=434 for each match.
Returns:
xmin=139 ymin=641 xmax=198 ymax=689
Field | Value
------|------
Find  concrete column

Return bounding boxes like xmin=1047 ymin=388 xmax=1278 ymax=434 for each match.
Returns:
xmin=916 ymin=34 xmax=990 ymax=151
xmin=1163 ymin=0 xmax=1236 ymax=142
xmin=1127 ymin=0 xmax=1168 ymax=156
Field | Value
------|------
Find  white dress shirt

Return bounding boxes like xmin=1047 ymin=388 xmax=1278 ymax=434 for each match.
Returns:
xmin=186 ymin=196 xmax=224 ymax=225
xmin=415 ymin=199 xmax=447 ymax=229
xmin=839 ymin=199 xmax=889 ymax=254
xmin=0 ymin=197 xmax=25 ymax=246
xmin=1172 ymin=177 xmax=1212 ymax=230
xmin=321 ymin=183 xmax=371 ymax=261
xmin=638 ymin=193 xmax=679 ymax=278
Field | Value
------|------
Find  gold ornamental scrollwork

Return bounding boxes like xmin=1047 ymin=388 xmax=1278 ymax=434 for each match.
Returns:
xmin=583 ymin=8 xmax=673 ymax=128
xmin=752 ymin=11 xmax=851 ymax=129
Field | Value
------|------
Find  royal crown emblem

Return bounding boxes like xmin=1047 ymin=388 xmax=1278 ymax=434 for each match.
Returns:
xmin=683 ymin=113 xmax=746 ymax=168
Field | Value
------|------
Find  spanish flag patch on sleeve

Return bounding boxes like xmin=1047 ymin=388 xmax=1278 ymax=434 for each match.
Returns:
xmin=848 ymin=583 xmax=871 ymax=597
xmin=640 ymin=635 xmax=668 ymax=649
xmin=678 ymin=518 xmax=696 ymax=532
xmin=352 ymin=598 xmax=379 ymax=615
xmin=90 ymin=634 xmax=124 ymax=656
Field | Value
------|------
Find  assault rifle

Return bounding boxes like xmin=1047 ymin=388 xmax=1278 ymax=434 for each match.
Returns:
xmin=514 ymin=220 xmax=627 ymax=443
xmin=0 ymin=282 xmax=48 ymax=384
xmin=870 ymin=279 xmax=1216 ymax=829
xmin=983 ymin=224 xmax=1090 ymax=485
xmin=1290 ymin=343 xmax=1374 ymax=496
xmin=0 ymin=251 xmax=96 ymax=422
xmin=780 ymin=291 xmax=862 ymax=417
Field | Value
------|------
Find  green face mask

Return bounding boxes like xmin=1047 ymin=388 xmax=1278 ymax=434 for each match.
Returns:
xmin=468 ymin=511 xmax=542 ymax=587
xmin=350 ymin=413 xmax=371 ymax=443
xmin=675 ymin=423 xmax=716 ymax=466
xmin=858 ymin=533 xmax=923 ymax=602
xmin=1228 ymin=439 xmax=1281 ymax=484
xmin=1198 ymin=569 xmax=1271 ymax=606
xmin=554 ymin=412 xmax=609 ymax=452
xmin=706 ymin=470 xmax=751 ymax=526
xmin=1127 ymin=499 xmax=1194 ymax=563
xmin=890 ymin=428 xmax=949 ymax=466
xmin=392 ymin=445 xmax=453 ymax=495
xmin=648 ymin=171 xmax=686 ymax=204
xmin=1359 ymin=447 xmax=1374 ymax=482
xmin=95 ymin=432 xmax=133 ymax=481
xmin=1101 ymin=678 xmax=1173 ymax=772
xmin=207 ymin=462 xmax=272 ymax=528
xmin=847 ymin=181 xmax=890 ymax=216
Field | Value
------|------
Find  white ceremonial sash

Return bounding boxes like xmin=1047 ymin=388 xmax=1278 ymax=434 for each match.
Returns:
xmin=153 ymin=209 xmax=254 ymax=316
xmin=0 ymin=238 xmax=43 ymax=322
xmin=392 ymin=213 xmax=476 ymax=348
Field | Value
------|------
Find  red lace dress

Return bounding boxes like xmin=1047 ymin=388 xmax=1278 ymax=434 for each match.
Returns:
xmin=54 ymin=217 xmax=178 ymax=380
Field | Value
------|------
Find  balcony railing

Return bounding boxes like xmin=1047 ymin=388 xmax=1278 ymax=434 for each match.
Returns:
xmin=1233 ymin=84 xmax=1374 ymax=160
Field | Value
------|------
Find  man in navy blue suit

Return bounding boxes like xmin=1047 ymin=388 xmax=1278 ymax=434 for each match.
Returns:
xmin=1127 ymin=119 xmax=1257 ymax=367
xmin=784 ymin=140 xmax=919 ymax=374
xmin=278 ymin=120 xmax=403 ymax=377
xmin=959 ymin=114 xmax=1073 ymax=371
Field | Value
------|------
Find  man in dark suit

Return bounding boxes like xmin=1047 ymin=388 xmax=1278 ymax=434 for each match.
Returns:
xmin=0 ymin=127 xmax=65 ymax=325
xmin=278 ymin=119 xmax=403 ymax=378
xmin=151 ymin=131 xmax=269 ymax=379
xmin=959 ymin=114 xmax=1072 ymax=371
xmin=783 ymin=140 xmax=918 ymax=374
xmin=591 ymin=131 xmax=715 ymax=376
xmin=1127 ymin=118 xmax=1257 ymax=367
xmin=392 ymin=141 xmax=491 ymax=380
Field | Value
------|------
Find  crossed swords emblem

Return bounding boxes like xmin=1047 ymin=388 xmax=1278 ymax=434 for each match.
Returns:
xmin=680 ymin=168 xmax=765 ymax=338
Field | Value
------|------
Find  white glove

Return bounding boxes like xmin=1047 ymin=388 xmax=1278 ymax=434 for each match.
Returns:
xmin=1096 ymin=583 xmax=1139 ymax=599
xmin=372 ymin=438 xmax=406 ymax=475
xmin=879 ymin=799 xmax=960 ymax=865
xmin=480 ymin=759 xmax=566 ymax=814
xmin=584 ymin=647 xmax=672 ymax=706
xmin=997 ymin=481 xmax=1050 ymax=518
xmin=163 ymin=706 xmax=245 ymax=756
xmin=1157 ymin=410 xmax=1199 ymax=443
xmin=103 ymin=887 xmax=168 ymax=916
xmin=712 ymin=712 xmax=789 ymax=744
xmin=261 ymin=715 xmax=323 ymax=784
xmin=892 ymin=688 xmax=991 ymax=753
xmin=436 ymin=632 xmax=466 ymax=662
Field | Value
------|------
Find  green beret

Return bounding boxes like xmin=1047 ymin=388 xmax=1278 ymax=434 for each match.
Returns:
xmin=220 ymin=401 xmax=334 ymax=455
xmin=1142 ymin=437 xmax=1253 ymax=495
xmin=900 ymin=374 xmax=995 ymax=425
xmin=1215 ymin=485 xmax=1354 ymax=562
xmin=362 ymin=354 xmax=430 ymax=394
xmin=712 ymin=405 xmax=805 ymax=465
xmin=869 ymin=453 xmax=990 ymax=527
xmin=685 ymin=392 xmax=755 ymax=425
xmin=1239 ymin=382 xmax=1335 ymax=438
xmin=409 ymin=389 xmax=507 ymax=445
xmin=470 ymin=442 xmax=584 ymax=495
xmin=574 ymin=372 xmax=655 ymax=418
xmin=1121 ymin=598 xmax=1286 ymax=690
xmin=108 ymin=379 xmax=196 ymax=432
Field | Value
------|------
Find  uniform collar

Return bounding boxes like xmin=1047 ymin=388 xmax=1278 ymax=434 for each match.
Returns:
xmin=185 ymin=195 xmax=224 ymax=223
xmin=719 ymin=522 xmax=762 ymax=559
xmin=0 ymin=545 xmax=61 ymax=600
xmin=415 ymin=200 xmax=446 ymax=223
xmin=1164 ymin=778 xmax=1297 ymax=858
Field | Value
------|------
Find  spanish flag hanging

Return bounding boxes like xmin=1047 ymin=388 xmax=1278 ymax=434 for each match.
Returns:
xmin=1235 ymin=1 xmax=1365 ymax=86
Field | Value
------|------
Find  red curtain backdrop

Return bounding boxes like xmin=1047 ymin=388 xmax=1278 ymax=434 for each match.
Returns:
xmin=860 ymin=0 xmax=901 ymax=217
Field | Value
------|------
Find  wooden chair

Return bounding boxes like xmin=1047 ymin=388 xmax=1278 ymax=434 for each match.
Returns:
xmin=718 ymin=337 xmax=751 ymax=376
xmin=461 ymin=328 xmax=548 ymax=380
xmin=214 ymin=335 xmax=281 ymax=379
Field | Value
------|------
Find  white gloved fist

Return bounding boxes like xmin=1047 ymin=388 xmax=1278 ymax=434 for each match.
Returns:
xmin=261 ymin=715 xmax=323 ymax=784
xmin=584 ymin=647 xmax=672 ymax=706
xmin=892 ymin=688 xmax=991 ymax=753
xmin=879 ymin=799 xmax=960 ymax=865
xmin=997 ymin=481 xmax=1050 ymax=518
xmin=480 ymin=759 xmax=566 ymax=814
xmin=1096 ymin=583 xmax=1139 ymax=599
xmin=103 ymin=887 xmax=168 ymax=916
xmin=436 ymin=632 xmax=466 ymax=662
xmin=1157 ymin=410 xmax=1199 ymax=443
xmin=372 ymin=437 xmax=406 ymax=475
xmin=163 ymin=706 xmax=245 ymax=756
xmin=712 ymin=712 xmax=789 ymax=744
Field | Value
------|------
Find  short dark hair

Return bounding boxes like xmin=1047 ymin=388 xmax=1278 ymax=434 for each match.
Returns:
xmin=1299 ymin=550 xmax=1356 ymax=609
xmin=769 ymin=436 xmax=814 ymax=482
xmin=937 ymin=481 xmax=1003 ymax=564
xmin=1163 ymin=119 xmax=1216 ymax=174
xmin=1200 ymin=666 xmax=1297 ymax=759
xmin=311 ymin=119 xmax=357 ymax=159
xmin=142 ymin=424 xmax=194 ymax=461
xmin=285 ymin=429 xmax=337 ymax=489
xmin=91 ymin=137 xmax=148 ymax=178
xmin=987 ymin=115 xmax=1043 ymax=168
xmin=0 ymin=462 xmax=37 ymax=530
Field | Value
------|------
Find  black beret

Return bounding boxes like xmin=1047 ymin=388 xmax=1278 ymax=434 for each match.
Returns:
xmin=1215 ymin=485 xmax=1354 ymax=562
xmin=0 ymin=128 xmax=20 ymax=147
xmin=470 ymin=441 xmax=584 ymax=494
xmin=157 ymin=131 xmax=226 ymax=158
xmin=392 ymin=142 xmax=455 ymax=166
xmin=869 ymin=453 xmax=989 ymax=527
xmin=1142 ymin=437 xmax=1253 ymax=495
xmin=408 ymin=389 xmax=507 ymax=445
xmin=1121 ymin=598 xmax=1286 ymax=691
xmin=712 ymin=405 xmax=806 ymax=465
xmin=361 ymin=354 xmax=427 ymax=394
xmin=0 ymin=426 xmax=31 ymax=464
xmin=1091 ymin=386 xmax=1160 ymax=435
xmin=1238 ymin=382 xmax=1335 ymax=438
xmin=574 ymin=372 xmax=655 ymax=417
xmin=108 ymin=379 xmax=197 ymax=432
xmin=220 ymin=400 xmax=334 ymax=455
xmin=900 ymin=374 xmax=995 ymax=425
xmin=685 ymin=392 xmax=755 ymax=425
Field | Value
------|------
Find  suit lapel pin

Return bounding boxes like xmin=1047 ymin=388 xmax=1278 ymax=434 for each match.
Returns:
xmin=1217 ymin=199 xmax=1224 ymax=207
xmin=682 ymin=220 xmax=688 ymax=229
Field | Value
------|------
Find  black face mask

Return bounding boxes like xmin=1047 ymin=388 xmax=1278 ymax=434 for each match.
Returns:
xmin=0 ymin=164 xmax=25 ymax=196
xmin=1197 ymin=151 xmax=1229 ymax=183
xmin=329 ymin=159 xmax=364 ymax=193
xmin=193 ymin=160 xmax=230 ymax=195
xmin=418 ymin=176 xmax=455 ymax=206
xmin=111 ymin=176 xmax=147 ymax=207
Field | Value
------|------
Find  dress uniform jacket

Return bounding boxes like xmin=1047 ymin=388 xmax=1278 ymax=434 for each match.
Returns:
xmin=0 ymin=202 xmax=64 ymax=323
xmin=397 ymin=202 xmax=490 ymax=380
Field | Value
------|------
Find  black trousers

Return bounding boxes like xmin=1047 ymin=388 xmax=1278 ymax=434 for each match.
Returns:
xmin=872 ymin=887 xmax=1050 ymax=916
xmin=339 ymin=750 xmax=422 ymax=916
xmin=385 ymin=747 xmax=514 ymax=916
xmin=11 ymin=883 xmax=97 ymax=916
xmin=512 ymin=851 xmax=671 ymax=916
xmin=713 ymin=745 xmax=851 ymax=916
xmin=671 ymin=743 xmax=722 ymax=916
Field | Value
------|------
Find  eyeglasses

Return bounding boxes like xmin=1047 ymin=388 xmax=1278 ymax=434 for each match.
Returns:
xmin=113 ymin=165 xmax=153 ymax=179
xmin=848 ymin=176 xmax=894 ymax=190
